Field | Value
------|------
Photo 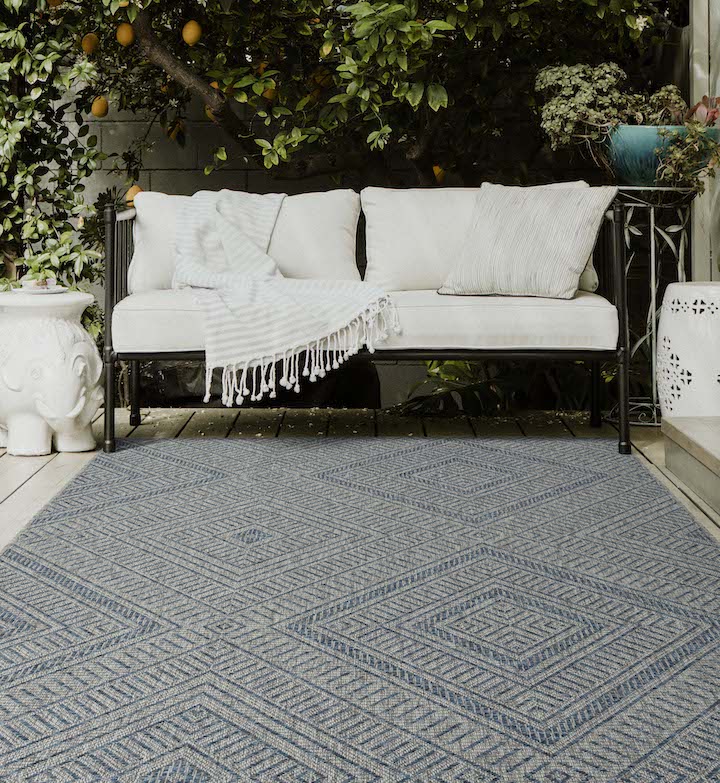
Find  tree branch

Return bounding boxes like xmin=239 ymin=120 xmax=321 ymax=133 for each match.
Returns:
xmin=133 ymin=9 xmax=257 ymax=160
xmin=131 ymin=9 xmax=378 ymax=183
xmin=271 ymin=151 xmax=369 ymax=180
xmin=405 ymin=112 xmax=442 ymax=186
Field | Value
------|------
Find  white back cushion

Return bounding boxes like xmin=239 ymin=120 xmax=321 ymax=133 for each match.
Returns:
xmin=128 ymin=189 xmax=361 ymax=293
xmin=128 ymin=192 xmax=186 ymax=293
xmin=361 ymin=183 xmax=599 ymax=292
xmin=362 ymin=187 xmax=481 ymax=291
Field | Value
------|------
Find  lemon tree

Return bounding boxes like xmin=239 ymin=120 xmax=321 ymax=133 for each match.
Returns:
xmin=70 ymin=0 xmax=684 ymax=185
xmin=0 ymin=0 xmax=105 ymax=335
xmin=1 ymin=0 xmax=686 ymax=317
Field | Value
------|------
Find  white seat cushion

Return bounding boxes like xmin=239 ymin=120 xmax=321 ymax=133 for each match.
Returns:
xmin=113 ymin=290 xmax=205 ymax=353
xmin=112 ymin=289 xmax=618 ymax=354
xmin=380 ymin=290 xmax=617 ymax=350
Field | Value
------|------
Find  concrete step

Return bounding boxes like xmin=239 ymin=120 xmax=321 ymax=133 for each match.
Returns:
xmin=662 ymin=417 xmax=720 ymax=515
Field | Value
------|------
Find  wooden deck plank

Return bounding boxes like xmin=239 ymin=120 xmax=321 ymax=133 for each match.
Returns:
xmin=229 ymin=408 xmax=284 ymax=438
xmin=376 ymin=412 xmax=424 ymax=437
xmin=92 ymin=408 xmax=138 ymax=443
xmin=561 ymin=413 xmax=615 ymax=440
xmin=281 ymin=408 xmax=328 ymax=438
xmin=0 ymin=453 xmax=57 ymax=505
xmin=422 ymin=416 xmax=474 ymax=437
xmin=470 ymin=417 xmax=524 ymax=438
xmin=128 ymin=408 xmax=193 ymax=440
xmin=327 ymin=409 xmax=376 ymax=437
xmin=518 ymin=412 xmax=572 ymax=438
xmin=0 ymin=451 xmax=96 ymax=553
xmin=177 ymin=409 xmax=239 ymax=439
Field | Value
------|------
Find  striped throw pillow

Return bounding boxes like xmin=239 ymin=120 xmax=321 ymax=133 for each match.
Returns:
xmin=438 ymin=184 xmax=618 ymax=299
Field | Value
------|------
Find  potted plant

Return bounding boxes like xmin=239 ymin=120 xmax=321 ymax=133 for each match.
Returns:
xmin=535 ymin=63 xmax=720 ymax=191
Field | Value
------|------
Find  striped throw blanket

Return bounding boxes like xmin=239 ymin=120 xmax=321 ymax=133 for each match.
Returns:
xmin=174 ymin=190 xmax=397 ymax=406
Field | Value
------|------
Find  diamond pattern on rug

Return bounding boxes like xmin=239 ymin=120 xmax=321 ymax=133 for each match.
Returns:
xmin=0 ymin=436 xmax=718 ymax=782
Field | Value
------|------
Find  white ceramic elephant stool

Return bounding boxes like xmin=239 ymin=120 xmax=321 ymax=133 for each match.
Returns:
xmin=0 ymin=291 xmax=102 ymax=456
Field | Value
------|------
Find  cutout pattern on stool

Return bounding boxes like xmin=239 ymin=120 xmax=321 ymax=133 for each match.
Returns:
xmin=657 ymin=335 xmax=693 ymax=413
xmin=658 ymin=285 xmax=720 ymax=417
xmin=669 ymin=296 xmax=719 ymax=316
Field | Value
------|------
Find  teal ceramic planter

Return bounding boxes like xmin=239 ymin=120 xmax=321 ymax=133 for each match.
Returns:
xmin=607 ymin=125 xmax=720 ymax=186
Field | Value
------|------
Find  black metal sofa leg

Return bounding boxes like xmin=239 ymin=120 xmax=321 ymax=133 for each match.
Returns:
xmin=129 ymin=360 xmax=142 ymax=426
xmin=104 ymin=352 xmax=116 ymax=453
xmin=611 ymin=200 xmax=631 ymax=455
xmin=617 ymin=348 xmax=631 ymax=454
xmin=590 ymin=361 xmax=602 ymax=428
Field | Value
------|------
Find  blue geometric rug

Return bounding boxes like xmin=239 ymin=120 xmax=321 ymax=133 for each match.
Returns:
xmin=1 ymin=437 xmax=719 ymax=782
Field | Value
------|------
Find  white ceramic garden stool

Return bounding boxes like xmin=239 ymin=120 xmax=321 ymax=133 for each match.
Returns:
xmin=657 ymin=282 xmax=720 ymax=417
xmin=0 ymin=291 xmax=103 ymax=456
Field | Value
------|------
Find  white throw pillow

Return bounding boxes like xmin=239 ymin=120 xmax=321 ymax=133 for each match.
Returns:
xmin=361 ymin=183 xmax=599 ymax=293
xmin=438 ymin=184 xmax=618 ymax=299
xmin=128 ymin=189 xmax=361 ymax=293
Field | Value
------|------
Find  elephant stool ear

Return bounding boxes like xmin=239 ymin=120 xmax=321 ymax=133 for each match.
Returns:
xmin=72 ymin=353 xmax=89 ymax=379
xmin=0 ymin=360 xmax=23 ymax=393
xmin=73 ymin=346 xmax=102 ymax=385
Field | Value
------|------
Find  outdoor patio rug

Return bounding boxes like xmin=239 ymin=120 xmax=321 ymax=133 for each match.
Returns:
xmin=1 ymin=437 xmax=719 ymax=782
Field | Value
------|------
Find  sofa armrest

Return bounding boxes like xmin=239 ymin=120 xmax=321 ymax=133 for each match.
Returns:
xmin=104 ymin=204 xmax=136 ymax=353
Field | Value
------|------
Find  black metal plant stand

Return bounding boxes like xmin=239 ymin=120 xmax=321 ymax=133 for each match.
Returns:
xmin=608 ymin=186 xmax=696 ymax=426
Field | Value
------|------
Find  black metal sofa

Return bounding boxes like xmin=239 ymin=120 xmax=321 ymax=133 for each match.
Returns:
xmin=102 ymin=201 xmax=631 ymax=454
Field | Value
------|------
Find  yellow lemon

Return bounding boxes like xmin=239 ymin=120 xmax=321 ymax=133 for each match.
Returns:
xmin=81 ymin=33 xmax=99 ymax=55
xmin=182 ymin=20 xmax=202 ymax=46
xmin=91 ymin=96 xmax=109 ymax=118
xmin=116 ymin=23 xmax=135 ymax=47
xmin=125 ymin=185 xmax=143 ymax=206
xmin=166 ymin=120 xmax=185 ymax=141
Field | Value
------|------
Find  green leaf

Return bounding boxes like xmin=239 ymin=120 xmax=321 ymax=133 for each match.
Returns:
xmin=426 ymin=20 xmax=455 ymax=32
xmin=406 ymin=82 xmax=424 ymax=108
xmin=426 ymin=84 xmax=448 ymax=112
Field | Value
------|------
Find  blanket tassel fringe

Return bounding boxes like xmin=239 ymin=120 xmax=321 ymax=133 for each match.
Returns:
xmin=206 ymin=297 xmax=400 ymax=407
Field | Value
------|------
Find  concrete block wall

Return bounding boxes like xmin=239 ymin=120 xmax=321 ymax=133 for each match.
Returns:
xmin=85 ymin=99 xmax=346 ymax=199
